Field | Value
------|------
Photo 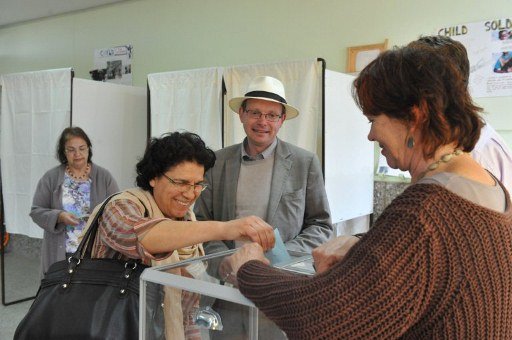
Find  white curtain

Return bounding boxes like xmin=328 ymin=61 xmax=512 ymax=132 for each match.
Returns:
xmin=1 ymin=68 xmax=72 ymax=237
xmin=148 ymin=67 xmax=223 ymax=150
xmin=72 ymin=79 xmax=147 ymax=191
xmin=223 ymin=59 xmax=322 ymax=154
xmin=324 ymin=70 xmax=374 ymax=224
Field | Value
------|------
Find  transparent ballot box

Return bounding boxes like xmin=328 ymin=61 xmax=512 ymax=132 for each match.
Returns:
xmin=139 ymin=249 xmax=314 ymax=340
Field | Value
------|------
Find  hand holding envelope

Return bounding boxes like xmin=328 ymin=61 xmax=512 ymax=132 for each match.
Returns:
xmin=224 ymin=229 xmax=291 ymax=287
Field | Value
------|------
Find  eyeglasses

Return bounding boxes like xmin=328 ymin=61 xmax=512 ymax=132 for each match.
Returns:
xmin=65 ymin=146 xmax=89 ymax=154
xmin=162 ymin=174 xmax=207 ymax=194
xmin=244 ymin=109 xmax=282 ymax=122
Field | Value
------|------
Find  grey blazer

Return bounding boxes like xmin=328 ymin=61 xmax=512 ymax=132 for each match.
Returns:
xmin=194 ymin=139 xmax=333 ymax=255
xmin=30 ymin=163 xmax=119 ymax=276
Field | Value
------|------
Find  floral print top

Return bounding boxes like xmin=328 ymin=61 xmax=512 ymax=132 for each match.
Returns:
xmin=62 ymin=173 xmax=91 ymax=253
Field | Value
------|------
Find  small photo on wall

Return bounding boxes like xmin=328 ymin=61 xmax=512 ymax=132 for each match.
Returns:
xmin=493 ymin=51 xmax=512 ymax=73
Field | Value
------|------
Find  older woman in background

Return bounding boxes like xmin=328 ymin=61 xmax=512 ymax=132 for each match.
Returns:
xmin=228 ymin=45 xmax=512 ymax=339
xmin=30 ymin=126 xmax=119 ymax=276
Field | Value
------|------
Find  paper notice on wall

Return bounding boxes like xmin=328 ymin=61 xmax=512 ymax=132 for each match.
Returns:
xmin=436 ymin=18 xmax=512 ymax=98
xmin=355 ymin=49 xmax=381 ymax=72
xmin=92 ymin=44 xmax=132 ymax=85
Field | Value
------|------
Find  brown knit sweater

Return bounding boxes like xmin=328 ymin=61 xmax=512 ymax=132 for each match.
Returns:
xmin=237 ymin=183 xmax=512 ymax=339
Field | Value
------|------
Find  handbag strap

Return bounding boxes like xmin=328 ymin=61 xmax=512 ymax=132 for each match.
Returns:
xmin=64 ymin=192 xmax=145 ymax=292
xmin=74 ymin=193 xmax=118 ymax=259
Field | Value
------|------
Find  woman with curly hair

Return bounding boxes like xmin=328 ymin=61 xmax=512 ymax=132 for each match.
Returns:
xmin=90 ymin=131 xmax=274 ymax=339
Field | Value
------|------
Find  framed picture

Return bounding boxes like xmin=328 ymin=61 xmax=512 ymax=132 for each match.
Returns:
xmin=347 ymin=39 xmax=388 ymax=73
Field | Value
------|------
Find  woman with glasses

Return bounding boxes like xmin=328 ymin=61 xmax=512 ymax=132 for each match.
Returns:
xmin=30 ymin=126 xmax=119 ymax=277
xmin=89 ymin=130 xmax=274 ymax=262
xmin=87 ymin=131 xmax=274 ymax=338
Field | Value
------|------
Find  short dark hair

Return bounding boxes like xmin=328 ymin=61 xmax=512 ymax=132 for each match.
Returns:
xmin=408 ymin=35 xmax=470 ymax=83
xmin=135 ymin=131 xmax=216 ymax=192
xmin=353 ymin=46 xmax=483 ymax=158
xmin=56 ymin=126 xmax=93 ymax=164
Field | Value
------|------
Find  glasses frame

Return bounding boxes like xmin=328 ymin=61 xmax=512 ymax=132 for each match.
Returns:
xmin=65 ymin=145 xmax=89 ymax=155
xmin=162 ymin=174 xmax=207 ymax=194
xmin=243 ymin=109 xmax=283 ymax=122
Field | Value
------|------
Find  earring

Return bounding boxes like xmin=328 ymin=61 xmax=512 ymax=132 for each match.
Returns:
xmin=406 ymin=136 xmax=414 ymax=149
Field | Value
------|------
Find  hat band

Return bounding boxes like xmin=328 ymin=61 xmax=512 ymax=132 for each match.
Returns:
xmin=244 ymin=91 xmax=287 ymax=104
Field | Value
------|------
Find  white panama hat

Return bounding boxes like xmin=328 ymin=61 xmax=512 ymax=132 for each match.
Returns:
xmin=228 ymin=76 xmax=299 ymax=120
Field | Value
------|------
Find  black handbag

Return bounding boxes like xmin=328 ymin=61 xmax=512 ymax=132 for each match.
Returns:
xmin=14 ymin=194 xmax=164 ymax=340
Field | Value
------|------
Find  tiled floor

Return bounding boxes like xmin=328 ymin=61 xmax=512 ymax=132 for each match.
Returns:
xmin=0 ymin=238 xmax=41 ymax=340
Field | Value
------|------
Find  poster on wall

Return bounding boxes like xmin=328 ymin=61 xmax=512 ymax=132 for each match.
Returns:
xmin=92 ymin=44 xmax=132 ymax=85
xmin=436 ymin=18 xmax=512 ymax=98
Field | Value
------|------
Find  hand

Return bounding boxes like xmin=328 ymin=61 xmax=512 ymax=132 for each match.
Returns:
xmin=229 ymin=243 xmax=269 ymax=278
xmin=58 ymin=212 xmax=79 ymax=226
xmin=218 ymin=256 xmax=238 ymax=286
xmin=223 ymin=216 xmax=275 ymax=251
xmin=312 ymin=236 xmax=360 ymax=274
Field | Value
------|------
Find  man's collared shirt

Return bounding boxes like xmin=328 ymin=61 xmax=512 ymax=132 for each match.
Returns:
xmin=241 ymin=138 xmax=278 ymax=161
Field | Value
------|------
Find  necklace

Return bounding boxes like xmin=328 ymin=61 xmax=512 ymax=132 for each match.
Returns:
xmin=66 ymin=163 xmax=90 ymax=181
xmin=419 ymin=149 xmax=463 ymax=180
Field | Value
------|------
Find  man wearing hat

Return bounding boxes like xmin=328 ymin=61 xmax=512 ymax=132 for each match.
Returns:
xmin=194 ymin=75 xmax=332 ymax=338
xmin=194 ymin=75 xmax=332 ymax=260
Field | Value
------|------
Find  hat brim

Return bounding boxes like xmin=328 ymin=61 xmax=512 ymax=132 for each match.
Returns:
xmin=228 ymin=96 xmax=299 ymax=120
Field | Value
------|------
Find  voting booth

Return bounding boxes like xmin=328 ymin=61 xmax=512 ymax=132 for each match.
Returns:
xmin=0 ymin=69 xmax=147 ymax=304
xmin=0 ymin=69 xmax=147 ymax=239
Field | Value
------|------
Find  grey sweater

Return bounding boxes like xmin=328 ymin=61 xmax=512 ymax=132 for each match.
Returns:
xmin=30 ymin=163 xmax=119 ymax=276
